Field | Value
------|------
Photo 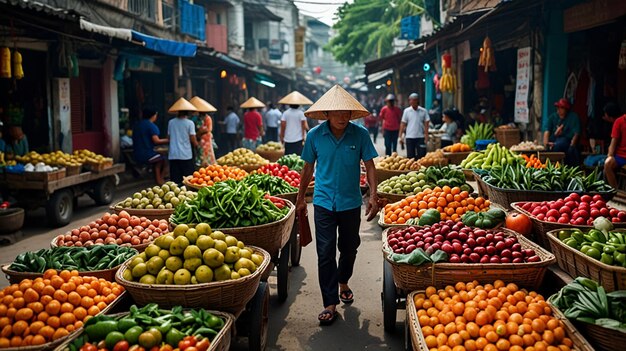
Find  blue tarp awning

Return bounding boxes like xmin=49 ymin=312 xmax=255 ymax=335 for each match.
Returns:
xmin=131 ymin=31 xmax=197 ymax=57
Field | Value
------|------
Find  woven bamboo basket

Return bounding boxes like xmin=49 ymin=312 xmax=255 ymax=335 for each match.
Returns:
xmin=511 ymin=202 xmax=626 ymax=250
xmin=473 ymin=172 xmax=490 ymax=198
xmin=546 ymin=229 xmax=626 ymax=292
xmin=382 ymin=227 xmax=555 ymax=291
xmin=256 ymin=149 xmax=284 ymax=162
xmin=375 ymin=167 xmax=413 ymax=182
xmin=2 ymin=263 xmax=123 ymax=285
xmin=486 ymin=185 xmax=615 ymax=210
xmin=276 ymin=192 xmax=297 ymax=204
xmin=462 ymin=168 xmax=475 ymax=181
xmin=495 ymin=127 xmax=521 ymax=149
xmin=182 ymin=176 xmax=203 ymax=191
xmin=376 ymin=191 xmax=407 ymax=204
xmin=407 ymin=290 xmax=594 ymax=351
xmin=116 ymin=246 xmax=270 ymax=315
xmin=50 ymin=237 xmax=151 ymax=253
xmin=109 ymin=205 xmax=174 ymax=220
xmin=443 ymin=151 xmax=472 ymax=165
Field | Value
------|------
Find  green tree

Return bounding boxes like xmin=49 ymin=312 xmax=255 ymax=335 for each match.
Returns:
xmin=326 ymin=0 xmax=426 ymax=66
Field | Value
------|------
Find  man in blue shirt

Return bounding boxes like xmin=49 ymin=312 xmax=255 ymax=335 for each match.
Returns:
xmin=542 ymin=98 xmax=581 ymax=166
xmin=133 ymin=108 xmax=169 ymax=184
xmin=296 ymin=85 xmax=380 ymax=325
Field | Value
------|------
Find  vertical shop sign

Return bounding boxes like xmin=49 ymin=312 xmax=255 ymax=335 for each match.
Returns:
xmin=295 ymin=27 xmax=305 ymax=68
xmin=514 ymin=47 xmax=531 ymax=123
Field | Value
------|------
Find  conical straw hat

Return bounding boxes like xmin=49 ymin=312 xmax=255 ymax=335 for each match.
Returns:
xmin=189 ymin=96 xmax=217 ymax=113
xmin=168 ymin=97 xmax=197 ymax=113
xmin=278 ymin=91 xmax=314 ymax=105
xmin=240 ymin=97 xmax=266 ymax=109
xmin=304 ymin=85 xmax=369 ymax=120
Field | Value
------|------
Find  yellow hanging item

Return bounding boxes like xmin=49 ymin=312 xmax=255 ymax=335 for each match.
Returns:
xmin=13 ymin=50 xmax=23 ymax=79
xmin=0 ymin=47 xmax=11 ymax=78
xmin=478 ymin=36 xmax=496 ymax=72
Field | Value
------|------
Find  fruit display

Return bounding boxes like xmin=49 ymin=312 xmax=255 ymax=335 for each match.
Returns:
xmin=417 ymin=150 xmax=447 ymax=167
xmin=276 ymin=154 xmax=304 ymax=172
xmin=15 ymin=151 xmax=83 ymax=168
xmin=510 ymin=141 xmax=545 ymax=152
xmin=505 ymin=212 xmax=533 ymax=237
xmin=0 ymin=152 xmax=16 ymax=166
xmin=461 ymin=208 xmax=507 ymax=229
xmin=386 ymin=221 xmax=540 ymax=264
xmin=460 ymin=123 xmax=494 ymax=149
xmin=66 ymin=304 xmax=226 ymax=351
xmin=185 ymin=165 xmax=248 ymax=188
xmin=114 ymin=182 xmax=196 ymax=210
xmin=412 ymin=280 xmax=576 ymax=351
xmin=382 ymin=186 xmax=490 ymax=224
xmin=478 ymin=163 xmax=613 ymax=192
xmin=556 ymin=226 xmax=626 ymax=267
xmin=255 ymin=163 xmax=304 ymax=188
xmin=171 ymin=180 xmax=290 ymax=227
xmin=550 ymin=278 xmax=626 ymax=332
xmin=0 ymin=269 xmax=125 ymax=348
xmin=377 ymin=167 xmax=471 ymax=196
xmin=121 ymin=226 xmax=262 ymax=284
xmin=256 ymin=141 xmax=283 ymax=152
xmin=23 ymin=163 xmax=61 ymax=173
xmin=517 ymin=193 xmax=626 ymax=225
xmin=521 ymin=154 xmax=546 ymax=169
xmin=217 ymin=148 xmax=269 ymax=167
xmin=442 ymin=143 xmax=471 ymax=153
xmin=460 ymin=143 xmax=524 ymax=170
xmin=54 ymin=211 xmax=169 ymax=247
xmin=377 ymin=152 xmax=421 ymax=171
xmin=8 ymin=246 xmax=137 ymax=273
xmin=242 ymin=173 xmax=297 ymax=195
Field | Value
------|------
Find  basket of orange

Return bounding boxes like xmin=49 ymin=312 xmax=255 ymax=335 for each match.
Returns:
xmin=442 ymin=143 xmax=472 ymax=165
xmin=183 ymin=164 xmax=248 ymax=190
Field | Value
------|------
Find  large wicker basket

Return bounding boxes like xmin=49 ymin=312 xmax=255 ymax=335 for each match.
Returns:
xmin=276 ymin=192 xmax=297 ymax=204
xmin=256 ymin=149 xmax=284 ymax=162
xmin=2 ymin=263 xmax=123 ymax=285
xmin=382 ymin=227 xmax=555 ymax=291
xmin=109 ymin=206 xmax=174 ymax=220
xmin=376 ymin=191 xmax=407 ymax=204
xmin=443 ymin=151 xmax=471 ymax=165
xmin=116 ymin=246 xmax=269 ymax=316
xmin=182 ymin=176 xmax=203 ymax=191
xmin=407 ymin=290 xmax=594 ymax=351
xmin=546 ymin=229 xmax=626 ymax=292
xmin=511 ymin=202 xmax=626 ymax=249
xmin=462 ymin=168 xmax=475 ymax=181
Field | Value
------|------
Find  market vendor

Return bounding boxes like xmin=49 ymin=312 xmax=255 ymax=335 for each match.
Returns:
xmin=240 ymin=97 xmax=265 ymax=151
xmin=603 ymin=109 xmax=626 ymax=188
xmin=6 ymin=126 xmax=28 ymax=157
xmin=296 ymin=85 xmax=379 ymax=326
xmin=542 ymin=98 xmax=580 ymax=166
xmin=133 ymin=108 xmax=169 ymax=185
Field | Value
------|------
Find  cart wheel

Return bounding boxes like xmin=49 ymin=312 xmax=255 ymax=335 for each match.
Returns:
xmin=404 ymin=316 xmax=413 ymax=351
xmin=92 ymin=177 xmax=115 ymax=205
xmin=277 ymin=243 xmax=290 ymax=302
xmin=289 ymin=222 xmax=302 ymax=266
xmin=248 ymin=281 xmax=269 ymax=351
xmin=46 ymin=189 xmax=74 ymax=227
xmin=382 ymin=260 xmax=398 ymax=333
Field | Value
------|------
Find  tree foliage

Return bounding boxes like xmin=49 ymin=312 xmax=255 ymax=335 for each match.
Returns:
xmin=326 ymin=0 xmax=425 ymax=66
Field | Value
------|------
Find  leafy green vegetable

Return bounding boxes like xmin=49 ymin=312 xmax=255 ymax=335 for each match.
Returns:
xmin=276 ymin=154 xmax=305 ymax=172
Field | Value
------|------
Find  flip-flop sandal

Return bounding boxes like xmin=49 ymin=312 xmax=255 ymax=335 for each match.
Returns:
xmin=340 ymin=289 xmax=354 ymax=304
xmin=318 ymin=309 xmax=338 ymax=326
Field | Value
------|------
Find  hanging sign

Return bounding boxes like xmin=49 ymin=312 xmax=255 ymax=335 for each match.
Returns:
xmin=514 ymin=47 xmax=531 ymax=124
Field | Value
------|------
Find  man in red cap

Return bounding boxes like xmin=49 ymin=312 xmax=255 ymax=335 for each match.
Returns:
xmin=542 ymin=98 xmax=581 ymax=165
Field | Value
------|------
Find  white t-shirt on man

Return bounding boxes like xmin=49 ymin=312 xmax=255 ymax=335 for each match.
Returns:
xmin=281 ymin=108 xmax=306 ymax=143
xmin=402 ymin=106 xmax=430 ymax=138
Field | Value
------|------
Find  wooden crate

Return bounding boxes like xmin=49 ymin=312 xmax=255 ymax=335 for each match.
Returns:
xmin=495 ymin=127 xmax=521 ymax=149
xmin=24 ymin=168 xmax=66 ymax=182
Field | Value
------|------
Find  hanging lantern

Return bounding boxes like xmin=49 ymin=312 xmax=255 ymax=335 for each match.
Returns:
xmin=478 ymin=36 xmax=496 ymax=72
xmin=0 ymin=47 xmax=11 ymax=78
xmin=12 ymin=50 xmax=23 ymax=79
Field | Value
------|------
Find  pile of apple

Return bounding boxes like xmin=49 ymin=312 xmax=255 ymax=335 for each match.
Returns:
xmin=55 ymin=211 xmax=169 ymax=247
xmin=256 ymin=163 xmax=303 ymax=188
xmin=386 ymin=220 xmax=540 ymax=263
xmin=518 ymin=193 xmax=626 ymax=225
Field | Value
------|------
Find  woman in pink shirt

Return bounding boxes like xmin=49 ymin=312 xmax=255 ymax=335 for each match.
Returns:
xmin=379 ymin=94 xmax=402 ymax=155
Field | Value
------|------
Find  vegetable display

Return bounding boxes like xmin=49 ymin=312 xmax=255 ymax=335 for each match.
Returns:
xmin=376 ymin=152 xmax=421 ymax=171
xmin=241 ymin=173 xmax=297 ymax=195
xmin=557 ymin=227 xmax=626 ymax=267
xmin=217 ymin=148 xmax=268 ymax=167
xmin=460 ymin=143 xmax=524 ymax=170
xmin=387 ymin=221 xmax=539 ymax=264
xmin=276 ymin=154 xmax=304 ymax=172
xmin=186 ymin=165 xmax=247 ymax=188
xmin=254 ymin=163 xmax=303 ymax=188
xmin=442 ymin=143 xmax=471 ymax=153
xmin=478 ymin=163 xmax=613 ymax=192
xmin=67 ymin=304 xmax=225 ymax=351
xmin=517 ymin=193 xmax=626 ymax=225
xmin=413 ymin=280 xmax=576 ymax=351
xmin=460 ymin=123 xmax=494 ymax=149
xmin=550 ymin=277 xmax=626 ymax=332
xmin=0 ymin=269 xmax=125 ymax=348
xmin=461 ymin=208 xmax=507 ymax=229
xmin=114 ymin=182 xmax=196 ymax=210
xmin=378 ymin=166 xmax=471 ymax=196
xmin=170 ymin=180 xmax=289 ymax=228
xmin=54 ymin=212 xmax=169 ymax=247
xmin=521 ymin=154 xmax=546 ymax=169
xmin=382 ymin=186 xmax=490 ymax=224
xmin=416 ymin=150 xmax=447 ymax=167
xmin=256 ymin=141 xmax=283 ymax=152
xmin=510 ymin=141 xmax=545 ymax=151
xmin=9 ymin=245 xmax=137 ymax=273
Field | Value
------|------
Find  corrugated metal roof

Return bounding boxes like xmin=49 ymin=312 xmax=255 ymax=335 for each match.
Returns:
xmin=0 ymin=0 xmax=82 ymax=21
xmin=460 ymin=0 xmax=502 ymax=15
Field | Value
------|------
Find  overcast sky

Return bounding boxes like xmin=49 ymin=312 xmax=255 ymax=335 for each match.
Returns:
xmin=294 ymin=1 xmax=349 ymax=26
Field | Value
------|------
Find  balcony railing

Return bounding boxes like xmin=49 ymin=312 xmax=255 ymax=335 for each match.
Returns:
xmin=128 ymin=0 xmax=157 ymax=21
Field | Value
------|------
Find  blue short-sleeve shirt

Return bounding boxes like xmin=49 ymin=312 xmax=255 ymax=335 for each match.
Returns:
xmin=301 ymin=121 xmax=378 ymax=212
xmin=133 ymin=119 xmax=159 ymax=164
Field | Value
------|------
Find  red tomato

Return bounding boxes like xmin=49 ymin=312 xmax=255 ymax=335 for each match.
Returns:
xmin=81 ymin=344 xmax=98 ymax=351
xmin=178 ymin=341 xmax=193 ymax=351
xmin=195 ymin=339 xmax=210 ymax=351
xmin=113 ymin=341 xmax=129 ymax=351
xmin=506 ymin=212 xmax=532 ymax=236
xmin=159 ymin=346 xmax=173 ymax=351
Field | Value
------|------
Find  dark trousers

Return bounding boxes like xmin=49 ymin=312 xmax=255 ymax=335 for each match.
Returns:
xmin=284 ymin=140 xmax=303 ymax=156
xmin=169 ymin=159 xmax=194 ymax=185
xmin=265 ymin=127 xmax=278 ymax=142
xmin=552 ymin=136 xmax=580 ymax=166
xmin=383 ymin=130 xmax=399 ymax=155
xmin=314 ymin=205 xmax=361 ymax=307
xmin=227 ymin=133 xmax=238 ymax=152
xmin=368 ymin=127 xmax=379 ymax=143
xmin=406 ymin=137 xmax=426 ymax=159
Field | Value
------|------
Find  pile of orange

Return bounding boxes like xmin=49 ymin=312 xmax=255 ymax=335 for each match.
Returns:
xmin=413 ymin=280 xmax=574 ymax=351
xmin=188 ymin=165 xmax=248 ymax=187
xmin=0 ymin=269 xmax=124 ymax=348
xmin=383 ymin=186 xmax=490 ymax=224
xmin=443 ymin=143 xmax=472 ymax=153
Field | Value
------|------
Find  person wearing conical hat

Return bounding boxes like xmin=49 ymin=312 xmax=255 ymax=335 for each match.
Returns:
xmin=167 ymin=97 xmax=198 ymax=185
xmin=240 ymin=97 xmax=265 ymax=151
xmin=278 ymin=91 xmax=313 ymax=156
xmin=189 ymin=97 xmax=217 ymax=167
xmin=132 ymin=107 xmax=169 ymax=185
xmin=295 ymin=85 xmax=380 ymax=326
